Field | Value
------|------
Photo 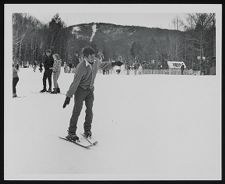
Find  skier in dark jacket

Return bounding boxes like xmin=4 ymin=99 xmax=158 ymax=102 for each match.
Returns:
xmin=68 ymin=63 xmax=72 ymax=73
xmin=39 ymin=63 xmax=43 ymax=73
xmin=181 ymin=63 xmax=185 ymax=75
xmin=12 ymin=64 xmax=19 ymax=97
xmin=40 ymin=49 xmax=54 ymax=93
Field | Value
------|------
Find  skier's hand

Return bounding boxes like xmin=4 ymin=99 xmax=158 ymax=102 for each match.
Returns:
xmin=63 ymin=97 xmax=70 ymax=108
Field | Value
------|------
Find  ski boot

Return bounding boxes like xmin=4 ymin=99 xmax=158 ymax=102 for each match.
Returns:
xmin=66 ymin=132 xmax=79 ymax=142
xmin=40 ymin=89 xmax=46 ymax=93
xmin=57 ymin=87 xmax=60 ymax=93
xmin=83 ymin=130 xmax=92 ymax=138
xmin=83 ymin=130 xmax=97 ymax=145
xmin=13 ymin=93 xmax=17 ymax=98
xmin=51 ymin=88 xmax=58 ymax=94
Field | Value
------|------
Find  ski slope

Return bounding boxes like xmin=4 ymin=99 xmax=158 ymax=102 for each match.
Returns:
xmin=5 ymin=68 xmax=221 ymax=180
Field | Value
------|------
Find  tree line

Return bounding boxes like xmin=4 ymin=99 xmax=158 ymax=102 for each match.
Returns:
xmin=13 ymin=13 xmax=67 ymax=66
xmin=13 ymin=13 xmax=216 ymax=72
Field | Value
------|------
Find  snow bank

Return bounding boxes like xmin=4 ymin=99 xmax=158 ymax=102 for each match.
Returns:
xmin=5 ymin=68 xmax=221 ymax=180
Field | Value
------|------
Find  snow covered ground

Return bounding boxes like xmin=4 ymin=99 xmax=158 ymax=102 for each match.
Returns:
xmin=5 ymin=67 xmax=221 ymax=180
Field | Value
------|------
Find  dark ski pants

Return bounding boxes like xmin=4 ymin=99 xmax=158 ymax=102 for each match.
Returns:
xmin=43 ymin=69 xmax=52 ymax=90
xmin=68 ymin=87 xmax=94 ymax=134
xmin=13 ymin=77 xmax=19 ymax=95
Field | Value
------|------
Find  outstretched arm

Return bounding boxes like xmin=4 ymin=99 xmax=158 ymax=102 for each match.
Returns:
xmin=97 ymin=55 xmax=123 ymax=70
xmin=98 ymin=60 xmax=113 ymax=70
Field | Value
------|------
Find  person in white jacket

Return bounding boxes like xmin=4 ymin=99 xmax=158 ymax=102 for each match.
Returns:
xmin=51 ymin=53 xmax=62 ymax=94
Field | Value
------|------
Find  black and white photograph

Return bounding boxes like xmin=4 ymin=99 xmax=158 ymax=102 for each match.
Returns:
xmin=4 ymin=4 xmax=222 ymax=180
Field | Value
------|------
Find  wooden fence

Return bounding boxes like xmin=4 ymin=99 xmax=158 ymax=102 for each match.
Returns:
xmin=142 ymin=69 xmax=198 ymax=75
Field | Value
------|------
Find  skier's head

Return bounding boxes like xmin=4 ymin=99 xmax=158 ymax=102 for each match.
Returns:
xmin=46 ymin=49 xmax=52 ymax=56
xmin=53 ymin=53 xmax=61 ymax=61
xmin=82 ymin=46 xmax=96 ymax=64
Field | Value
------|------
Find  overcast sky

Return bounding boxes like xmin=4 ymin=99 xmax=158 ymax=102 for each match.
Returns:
xmin=29 ymin=12 xmax=187 ymax=30
xmin=6 ymin=4 xmax=220 ymax=30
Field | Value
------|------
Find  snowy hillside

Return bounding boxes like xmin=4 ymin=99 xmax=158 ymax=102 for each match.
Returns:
xmin=5 ymin=68 xmax=221 ymax=180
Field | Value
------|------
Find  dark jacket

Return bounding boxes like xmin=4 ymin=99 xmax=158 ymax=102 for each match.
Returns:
xmin=181 ymin=65 xmax=184 ymax=71
xmin=43 ymin=55 xmax=54 ymax=70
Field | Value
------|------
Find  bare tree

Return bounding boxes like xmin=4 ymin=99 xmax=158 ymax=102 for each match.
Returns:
xmin=171 ymin=16 xmax=185 ymax=60
xmin=183 ymin=13 xmax=215 ymax=71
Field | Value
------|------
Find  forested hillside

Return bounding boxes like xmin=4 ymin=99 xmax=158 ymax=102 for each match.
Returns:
xmin=13 ymin=13 xmax=215 ymax=70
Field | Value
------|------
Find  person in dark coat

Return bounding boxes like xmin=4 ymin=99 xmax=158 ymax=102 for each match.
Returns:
xmin=181 ymin=63 xmax=185 ymax=75
xmin=33 ymin=60 xmax=37 ymax=72
xmin=40 ymin=49 xmax=54 ymax=93
xmin=68 ymin=63 xmax=72 ymax=73
xmin=12 ymin=64 xmax=19 ymax=97
xmin=39 ymin=63 xmax=43 ymax=73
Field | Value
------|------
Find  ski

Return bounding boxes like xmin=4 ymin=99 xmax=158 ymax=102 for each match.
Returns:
xmin=80 ymin=133 xmax=98 ymax=146
xmin=56 ymin=93 xmax=66 ymax=96
xmin=59 ymin=136 xmax=92 ymax=149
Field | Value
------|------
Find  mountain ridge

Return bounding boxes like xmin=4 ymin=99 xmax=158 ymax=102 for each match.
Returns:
xmin=64 ymin=22 xmax=186 ymax=68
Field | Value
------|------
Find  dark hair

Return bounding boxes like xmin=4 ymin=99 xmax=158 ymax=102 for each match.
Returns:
xmin=82 ymin=47 xmax=95 ymax=58
xmin=46 ymin=49 xmax=52 ymax=53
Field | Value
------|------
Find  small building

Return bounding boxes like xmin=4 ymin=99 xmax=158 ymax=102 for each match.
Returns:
xmin=167 ymin=61 xmax=186 ymax=75
xmin=167 ymin=61 xmax=186 ymax=69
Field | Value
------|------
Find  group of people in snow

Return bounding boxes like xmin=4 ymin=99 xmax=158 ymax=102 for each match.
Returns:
xmin=40 ymin=49 xmax=62 ymax=94
xmin=12 ymin=49 xmax=62 ymax=97
xmin=13 ymin=46 xmax=123 ymax=141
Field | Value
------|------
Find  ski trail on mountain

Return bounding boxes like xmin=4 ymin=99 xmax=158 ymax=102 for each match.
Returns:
xmin=90 ymin=24 xmax=97 ymax=42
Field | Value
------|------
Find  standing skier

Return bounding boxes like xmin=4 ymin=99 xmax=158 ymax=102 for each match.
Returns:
xmin=39 ymin=63 xmax=43 ymax=73
xmin=33 ymin=60 xmax=37 ymax=72
xmin=12 ymin=63 xmax=19 ymax=97
xmin=51 ymin=53 xmax=62 ymax=94
xmin=181 ymin=63 xmax=185 ymax=75
xmin=40 ymin=49 xmax=54 ymax=93
xmin=63 ymin=46 xmax=123 ymax=141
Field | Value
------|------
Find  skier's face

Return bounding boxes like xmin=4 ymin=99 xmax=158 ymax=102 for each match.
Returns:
xmin=46 ymin=52 xmax=51 ymax=56
xmin=87 ymin=54 xmax=96 ymax=64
